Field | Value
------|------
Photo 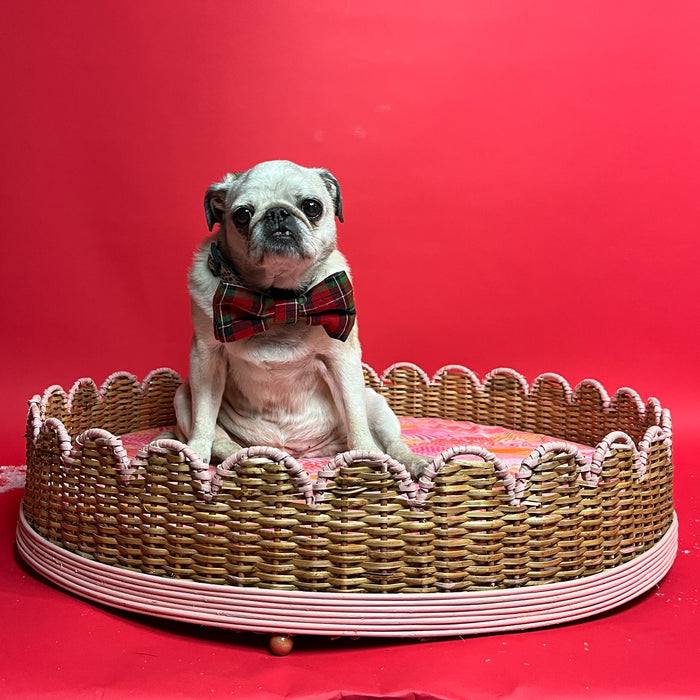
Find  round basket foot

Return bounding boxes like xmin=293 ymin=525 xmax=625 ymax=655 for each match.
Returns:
xmin=269 ymin=633 xmax=294 ymax=656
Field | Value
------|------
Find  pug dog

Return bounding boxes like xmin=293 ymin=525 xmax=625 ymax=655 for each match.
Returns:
xmin=174 ymin=160 xmax=428 ymax=477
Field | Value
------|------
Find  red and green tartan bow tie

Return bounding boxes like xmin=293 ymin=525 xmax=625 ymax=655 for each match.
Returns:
xmin=208 ymin=243 xmax=356 ymax=342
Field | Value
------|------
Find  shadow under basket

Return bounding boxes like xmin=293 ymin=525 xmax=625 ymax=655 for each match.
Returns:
xmin=17 ymin=363 xmax=677 ymax=655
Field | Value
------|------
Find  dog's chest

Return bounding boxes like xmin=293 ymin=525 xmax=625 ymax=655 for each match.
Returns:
xmin=220 ymin=347 xmax=343 ymax=454
xmin=223 ymin=335 xmax=337 ymax=417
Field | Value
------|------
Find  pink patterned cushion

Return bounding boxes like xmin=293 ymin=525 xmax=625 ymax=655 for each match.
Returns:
xmin=124 ymin=417 xmax=594 ymax=478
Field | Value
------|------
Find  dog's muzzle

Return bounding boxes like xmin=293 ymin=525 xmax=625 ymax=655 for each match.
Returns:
xmin=259 ymin=206 xmax=305 ymax=255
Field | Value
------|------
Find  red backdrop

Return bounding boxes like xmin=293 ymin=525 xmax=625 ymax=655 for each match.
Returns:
xmin=3 ymin=1 xmax=698 ymax=467
xmin=1 ymin=2 xmax=699 ymax=697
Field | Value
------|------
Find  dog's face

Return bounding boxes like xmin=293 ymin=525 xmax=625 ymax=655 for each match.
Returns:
xmin=204 ymin=160 xmax=343 ymax=290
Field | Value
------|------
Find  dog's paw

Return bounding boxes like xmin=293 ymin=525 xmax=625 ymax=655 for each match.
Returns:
xmin=187 ymin=439 xmax=212 ymax=464
xmin=403 ymin=453 xmax=430 ymax=480
xmin=212 ymin=434 xmax=243 ymax=463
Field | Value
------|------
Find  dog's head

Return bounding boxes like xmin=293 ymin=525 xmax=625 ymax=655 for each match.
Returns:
xmin=204 ymin=161 xmax=343 ymax=290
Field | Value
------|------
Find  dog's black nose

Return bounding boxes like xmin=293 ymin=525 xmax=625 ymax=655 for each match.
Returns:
xmin=265 ymin=207 xmax=291 ymax=230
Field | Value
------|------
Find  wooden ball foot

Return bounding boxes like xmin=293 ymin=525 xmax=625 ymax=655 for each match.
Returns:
xmin=269 ymin=633 xmax=294 ymax=656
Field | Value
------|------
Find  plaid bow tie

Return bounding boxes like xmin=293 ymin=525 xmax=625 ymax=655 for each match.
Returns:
xmin=208 ymin=243 xmax=356 ymax=342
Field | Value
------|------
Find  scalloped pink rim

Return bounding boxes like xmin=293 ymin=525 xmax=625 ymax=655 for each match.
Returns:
xmin=15 ymin=506 xmax=678 ymax=638
xmin=27 ymin=364 xmax=673 ymax=509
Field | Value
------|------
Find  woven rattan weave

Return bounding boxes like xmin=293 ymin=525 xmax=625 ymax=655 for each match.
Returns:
xmin=19 ymin=363 xmax=675 ymax=648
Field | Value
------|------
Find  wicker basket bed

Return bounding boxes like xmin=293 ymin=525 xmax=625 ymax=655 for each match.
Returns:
xmin=17 ymin=363 xmax=677 ymax=654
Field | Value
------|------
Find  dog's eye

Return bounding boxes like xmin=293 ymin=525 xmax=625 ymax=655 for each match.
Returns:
xmin=301 ymin=199 xmax=323 ymax=220
xmin=232 ymin=207 xmax=253 ymax=227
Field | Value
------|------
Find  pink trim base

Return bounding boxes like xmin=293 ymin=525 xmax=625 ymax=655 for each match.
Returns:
xmin=16 ymin=504 xmax=678 ymax=639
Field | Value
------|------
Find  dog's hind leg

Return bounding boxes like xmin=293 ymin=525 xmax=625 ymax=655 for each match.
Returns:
xmin=173 ymin=381 xmax=194 ymax=440
xmin=211 ymin=426 xmax=242 ymax=463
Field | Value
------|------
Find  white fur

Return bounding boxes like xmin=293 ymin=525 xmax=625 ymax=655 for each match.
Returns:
xmin=175 ymin=160 xmax=427 ymax=476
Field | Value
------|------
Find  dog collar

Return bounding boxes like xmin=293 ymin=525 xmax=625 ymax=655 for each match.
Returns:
xmin=208 ymin=242 xmax=243 ymax=283
xmin=207 ymin=243 xmax=356 ymax=342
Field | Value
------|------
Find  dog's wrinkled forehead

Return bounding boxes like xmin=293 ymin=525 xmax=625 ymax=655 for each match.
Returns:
xmin=230 ymin=161 xmax=326 ymax=207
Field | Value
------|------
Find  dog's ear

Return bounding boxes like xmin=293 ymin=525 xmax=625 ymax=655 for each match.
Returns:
xmin=316 ymin=169 xmax=344 ymax=223
xmin=204 ymin=173 xmax=241 ymax=231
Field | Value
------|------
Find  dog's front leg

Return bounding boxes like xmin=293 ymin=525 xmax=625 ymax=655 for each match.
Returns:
xmin=326 ymin=346 xmax=382 ymax=454
xmin=326 ymin=343 xmax=429 ymax=478
xmin=182 ymin=335 xmax=228 ymax=464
